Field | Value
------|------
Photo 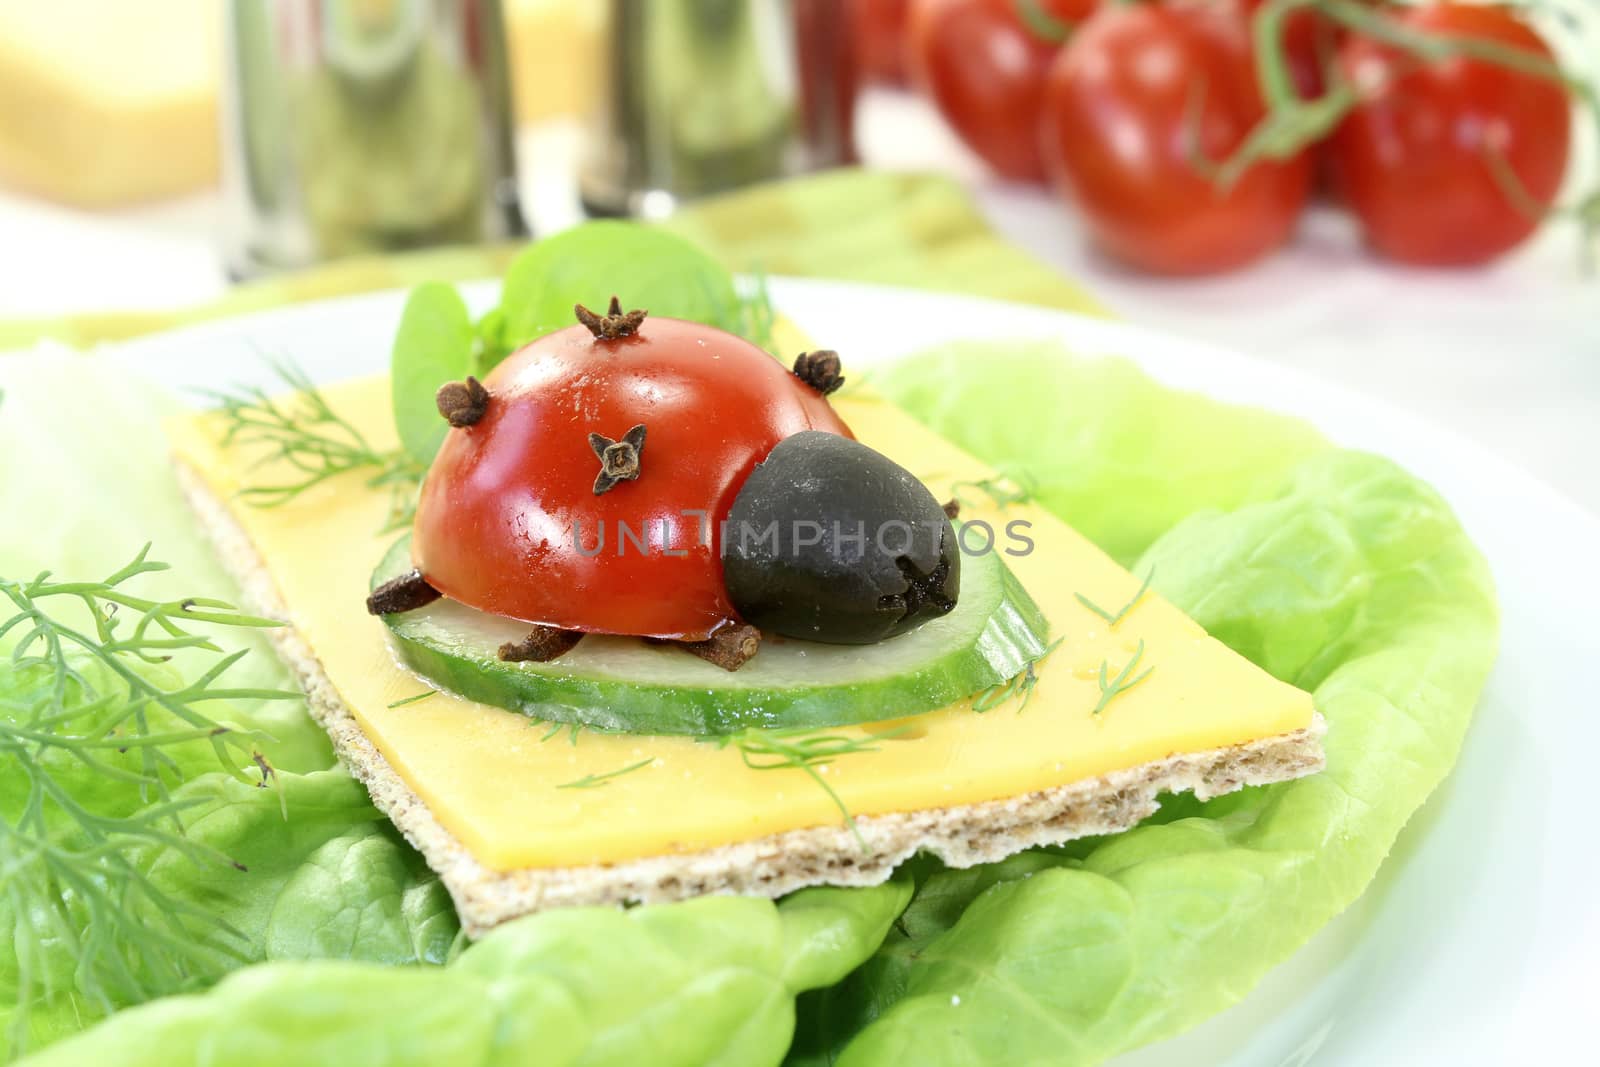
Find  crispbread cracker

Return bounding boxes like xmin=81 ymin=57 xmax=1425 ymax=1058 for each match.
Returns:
xmin=179 ymin=462 xmax=1326 ymax=938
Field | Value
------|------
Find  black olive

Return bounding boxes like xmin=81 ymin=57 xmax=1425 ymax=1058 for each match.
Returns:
xmin=722 ymin=431 xmax=960 ymax=644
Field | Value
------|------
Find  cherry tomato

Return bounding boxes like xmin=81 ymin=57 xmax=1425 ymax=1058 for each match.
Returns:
xmin=852 ymin=0 xmax=914 ymax=85
xmin=908 ymin=0 xmax=1097 ymax=182
xmin=1039 ymin=1 xmax=1312 ymax=274
xmin=1330 ymin=2 xmax=1570 ymax=266
xmin=413 ymin=318 xmax=852 ymax=641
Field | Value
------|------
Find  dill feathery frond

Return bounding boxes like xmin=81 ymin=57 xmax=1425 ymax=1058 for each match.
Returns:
xmin=972 ymin=638 xmax=1063 ymax=715
xmin=1093 ymin=639 xmax=1156 ymax=716
xmin=707 ymin=727 xmax=904 ymax=853
xmin=1075 ymin=568 xmax=1155 ymax=630
xmin=200 ymin=359 xmax=423 ymax=532
xmin=0 ymin=546 xmax=297 ymax=1055
xmin=556 ymin=758 xmax=655 ymax=790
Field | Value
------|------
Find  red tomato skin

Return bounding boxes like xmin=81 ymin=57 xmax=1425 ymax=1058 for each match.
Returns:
xmin=853 ymin=0 xmax=914 ymax=85
xmin=1330 ymin=3 xmax=1570 ymax=267
xmin=1038 ymin=2 xmax=1312 ymax=275
xmin=412 ymin=320 xmax=853 ymax=641
xmin=908 ymin=0 xmax=1096 ymax=182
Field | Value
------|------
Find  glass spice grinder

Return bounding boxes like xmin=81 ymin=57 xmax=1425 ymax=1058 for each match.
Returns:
xmin=579 ymin=0 xmax=859 ymax=219
xmin=220 ymin=0 xmax=527 ymax=278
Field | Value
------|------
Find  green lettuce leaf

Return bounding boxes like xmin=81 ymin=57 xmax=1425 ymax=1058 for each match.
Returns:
xmin=19 ymin=879 xmax=911 ymax=1067
xmin=6 ymin=326 xmax=1498 ymax=1065
xmin=790 ymin=348 xmax=1497 ymax=1065
xmin=143 ymin=770 xmax=459 ymax=973
xmin=873 ymin=341 xmax=1328 ymax=566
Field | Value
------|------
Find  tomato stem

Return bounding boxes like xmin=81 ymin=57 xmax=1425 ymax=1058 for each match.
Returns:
xmin=1229 ymin=0 xmax=1600 ymax=260
xmin=1320 ymin=0 xmax=1585 ymax=90
xmin=1257 ymin=0 xmax=1599 ymax=141
xmin=1012 ymin=0 xmax=1072 ymax=45
xmin=1482 ymin=142 xmax=1554 ymax=226
xmin=1253 ymin=0 xmax=1302 ymax=110
xmin=1484 ymin=140 xmax=1600 ymax=273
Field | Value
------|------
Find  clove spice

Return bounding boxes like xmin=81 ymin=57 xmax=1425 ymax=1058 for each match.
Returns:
xmin=575 ymin=296 xmax=648 ymax=340
xmin=792 ymin=350 xmax=845 ymax=396
xmin=436 ymin=376 xmax=489 ymax=427
xmin=589 ymin=423 xmax=648 ymax=495
xmin=366 ymin=570 xmax=441 ymax=615
xmin=678 ymin=623 xmax=761 ymax=672
xmin=498 ymin=626 xmax=584 ymax=663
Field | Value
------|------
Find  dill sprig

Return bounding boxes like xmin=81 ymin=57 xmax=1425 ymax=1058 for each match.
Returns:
xmin=949 ymin=472 xmax=1035 ymax=512
xmin=1093 ymin=639 xmax=1155 ymax=716
xmin=973 ymin=638 xmax=1064 ymax=715
xmin=0 ymin=547 xmax=298 ymax=1053
xmin=537 ymin=720 xmax=584 ymax=745
xmin=385 ymin=689 xmax=436 ymax=709
xmin=1075 ymin=568 xmax=1155 ymax=630
xmin=708 ymin=727 xmax=902 ymax=853
xmin=556 ymin=757 xmax=655 ymax=790
xmin=201 ymin=360 xmax=424 ymax=533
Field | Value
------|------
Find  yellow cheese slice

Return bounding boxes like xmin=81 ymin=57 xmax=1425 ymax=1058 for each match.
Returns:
xmin=167 ymin=376 xmax=1314 ymax=871
xmin=0 ymin=0 xmax=597 ymax=207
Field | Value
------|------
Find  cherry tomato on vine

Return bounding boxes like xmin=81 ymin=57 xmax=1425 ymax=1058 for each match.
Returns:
xmin=1039 ymin=1 xmax=1313 ymax=274
xmin=1329 ymin=2 xmax=1570 ymax=266
xmin=414 ymin=315 xmax=852 ymax=641
xmin=908 ymin=0 xmax=1098 ymax=182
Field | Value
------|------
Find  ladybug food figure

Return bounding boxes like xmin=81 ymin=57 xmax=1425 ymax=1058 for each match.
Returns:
xmin=367 ymin=298 xmax=960 ymax=671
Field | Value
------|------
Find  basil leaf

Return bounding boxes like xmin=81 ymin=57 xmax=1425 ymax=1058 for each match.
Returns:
xmin=498 ymin=220 xmax=742 ymax=348
xmin=391 ymin=282 xmax=474 ymax=466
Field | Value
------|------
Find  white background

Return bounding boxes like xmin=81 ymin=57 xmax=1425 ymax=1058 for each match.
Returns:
xmin=1 ymin=86 xmax=1595 ymax=515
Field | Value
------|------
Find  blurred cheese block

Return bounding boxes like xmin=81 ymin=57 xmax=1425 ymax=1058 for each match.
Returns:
xmin=0 ymin=0 xmax=222 ymax=207
xmin=0 ymin=0 xmax=597 ymax=209
xmin=508 ymin=0 xmax=602 ymax=127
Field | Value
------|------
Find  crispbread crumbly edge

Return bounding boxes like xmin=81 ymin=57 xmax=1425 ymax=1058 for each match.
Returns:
xmin=177 ymin=461 xmax=1327 ymax=939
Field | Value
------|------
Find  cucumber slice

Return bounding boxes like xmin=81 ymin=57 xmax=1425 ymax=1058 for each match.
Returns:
xmin=372 ymin=537 xmax=1049 ymax=735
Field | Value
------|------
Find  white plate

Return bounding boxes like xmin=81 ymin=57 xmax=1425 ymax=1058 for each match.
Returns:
xmin=106 ymin=277 xmax=1600 ymax=1066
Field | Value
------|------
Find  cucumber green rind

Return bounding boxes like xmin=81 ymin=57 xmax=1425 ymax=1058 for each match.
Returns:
xmin=372 ymin=538 xmax=1048 ymax=735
